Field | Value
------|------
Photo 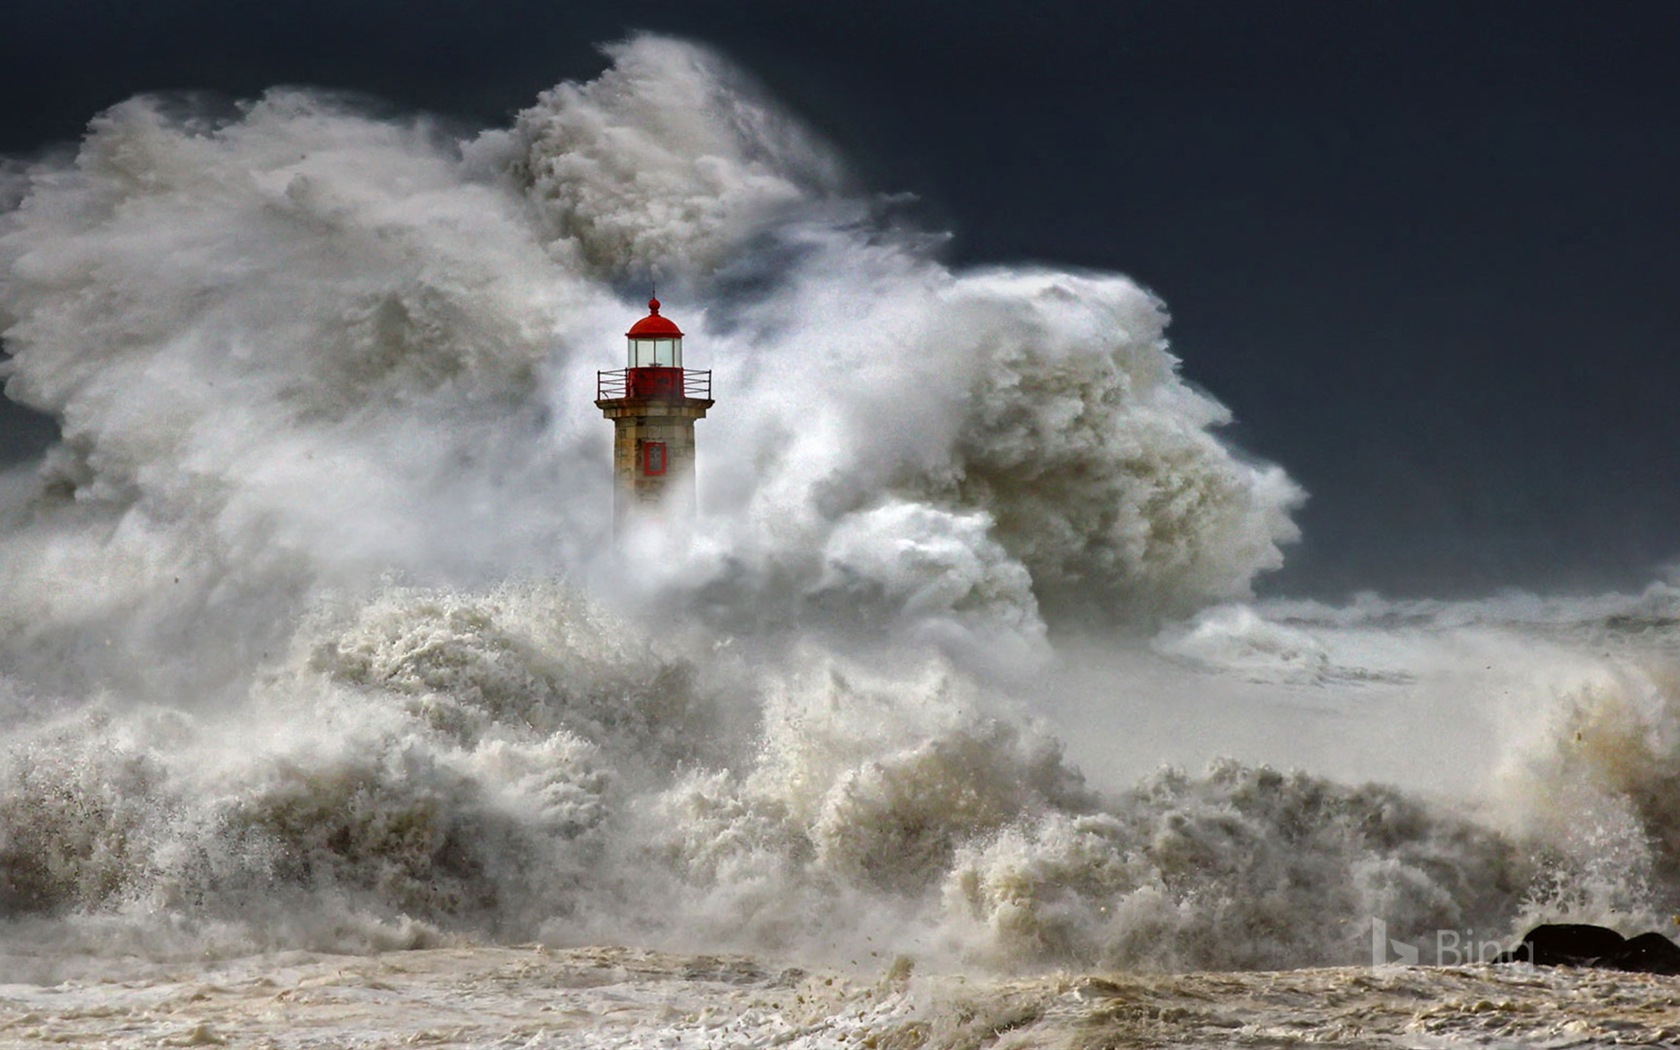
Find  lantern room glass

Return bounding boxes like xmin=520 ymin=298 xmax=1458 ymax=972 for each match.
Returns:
xmin=628 ymin=336 xmax=682 ymax=368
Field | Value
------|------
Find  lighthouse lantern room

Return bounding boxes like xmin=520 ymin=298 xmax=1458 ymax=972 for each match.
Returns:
xmin=596 ymin=298 xmax=713 ymax=532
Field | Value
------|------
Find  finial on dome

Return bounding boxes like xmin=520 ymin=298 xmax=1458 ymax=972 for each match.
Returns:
xmin=626 ymin=295 xmax=683 ymax=338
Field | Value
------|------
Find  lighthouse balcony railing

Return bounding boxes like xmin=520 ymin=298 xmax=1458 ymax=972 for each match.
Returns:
xmin=597 ymin=368 xmax=712 ymax=401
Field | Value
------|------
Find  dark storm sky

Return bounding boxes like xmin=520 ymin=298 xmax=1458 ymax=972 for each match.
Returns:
xmin=3 ymin=0 xmax=1678 ymax=599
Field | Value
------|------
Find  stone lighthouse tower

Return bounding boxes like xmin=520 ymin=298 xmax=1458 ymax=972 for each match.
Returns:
xmin=595 ymin=298 xmax=714 ymax=533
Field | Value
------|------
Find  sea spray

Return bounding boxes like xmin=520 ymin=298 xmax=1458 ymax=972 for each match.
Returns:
xmin=0 ymin=35 xmax=1301 ymax=705
xmin=0 ymin=578 xmax=1626 ymax=972
xmin=1 ymin=34 xmax=1678 ymax=979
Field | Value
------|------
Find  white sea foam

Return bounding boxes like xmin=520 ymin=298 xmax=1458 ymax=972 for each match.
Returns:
xmin=1 ymin=35 xmax=1678 ymax=986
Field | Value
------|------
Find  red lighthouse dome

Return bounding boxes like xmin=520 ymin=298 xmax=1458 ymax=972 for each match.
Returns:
xmin=626 ymin=298 xmax=683 ymax=338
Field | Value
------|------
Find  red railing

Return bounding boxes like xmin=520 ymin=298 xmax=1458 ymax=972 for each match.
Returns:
xmin=597 ymin=367 xmax=712 ymax=401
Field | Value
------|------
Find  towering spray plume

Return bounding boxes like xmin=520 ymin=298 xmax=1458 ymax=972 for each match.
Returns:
xmin=0 ymin=35 xmax=1301 ymax=700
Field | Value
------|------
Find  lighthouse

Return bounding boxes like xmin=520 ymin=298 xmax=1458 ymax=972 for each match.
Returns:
xmin=596 ymin=298 xmax=714 ymax=533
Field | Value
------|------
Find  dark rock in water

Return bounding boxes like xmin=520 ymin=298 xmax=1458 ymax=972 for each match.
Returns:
xmin=1495 ymin=924 xmax=1680 ymax=975
xmin=1495 ymin=924 xmax=1630 ymax=966
xmin=1607 ymin=932 xmax=1680 ymax=976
